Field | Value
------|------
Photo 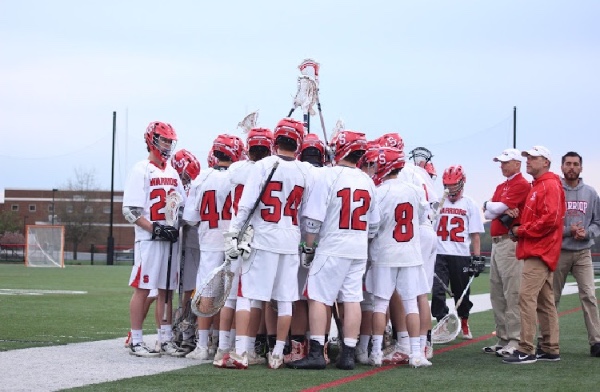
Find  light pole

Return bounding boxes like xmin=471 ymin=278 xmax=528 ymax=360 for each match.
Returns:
xmin=51 ymin=188 xmax=58 ymax=225
xmin=23 ymin=215 xmax=28 ymax=234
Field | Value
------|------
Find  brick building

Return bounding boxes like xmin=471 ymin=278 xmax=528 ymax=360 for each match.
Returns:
xmin=0 ymin=188 xmax=134 ymax=251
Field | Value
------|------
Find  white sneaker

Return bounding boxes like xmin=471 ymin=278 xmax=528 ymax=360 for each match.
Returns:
xmin=129 ymin=342 xmax=161 ymax=358
xmin=409 ymin=354 xmax=432 ymax=368
xmin=382 ymin=344 xmax=409 ymax=365
xmin=267 ymin=352 xmax=284 ymax=369
xmin=160 ymin=341 xmax=179 ymax=356
xmin=248 ymin=350 xmax=267 ymax=365
xmin=212 ymin=348 xmax=230 ymax=368
xmin=186 ymin=346 xmax=209 ymax=360
xmin=355 ymin=346 xmax=370 ymax=365
xmin=369 ymin=351 xmax=383 ymax=367
xmin=424 ymin=341 xmax=434 ymax=359
xmin=229 ymin=351 xmax=249 ymax=369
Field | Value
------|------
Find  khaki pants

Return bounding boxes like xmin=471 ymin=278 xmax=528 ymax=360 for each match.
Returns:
xmin=489 ymin=237 xmax=522 ymax=347
xmin=553 ymin=249 xmax=600 ymax=345
xmin=518 ymin=257 xmax=560 ymax=355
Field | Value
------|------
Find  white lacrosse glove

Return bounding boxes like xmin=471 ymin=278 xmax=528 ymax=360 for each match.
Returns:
xmin=300 ymin=242 xmax=316 ymax=268
xmin=223 ymin=231 xmax=239 ymax=259
xmin=238 ymin=225 xmax=254 ymax=260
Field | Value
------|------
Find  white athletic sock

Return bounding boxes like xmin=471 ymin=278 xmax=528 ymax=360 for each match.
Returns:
xmin=273 ymin=340 xmax=286 ymax=357
xmin=219 ymin=330 xmax=230 ymax=350
xmin=410 ymin=337 xmax=421 ymax=356
xmin=343 ymin=338 xmax=358 ymax=348
xmin=182 ymin=328 xmax=194 ymax=341
xmin=420 ymin=335 xmax=427 ymax=351
xmin=371 ymin=335 xmax=383 ymax=354
xmin=398 ymin=331 xmax=410 ymax=349
xmin=131 ymin=329 xmax=143 ymax=345
xmin=358 ymin=334 xmax=370 ymax=351
xmin=229 ymin=328 xmax=236 ymax=348
xmin=312 ymin=335 xmax=325 ymax=346
xmin=197 ymin=329 xmax=210 ymax=348
xmin=160 ymin=324 xmax=173 ymax=342
xmin=235 ymin=335 xmax=247 ymax=355
xmin=247 ymin=337 xmax=256 ymax=353
xmin=212 ymin=329 xmax=219 ymax=345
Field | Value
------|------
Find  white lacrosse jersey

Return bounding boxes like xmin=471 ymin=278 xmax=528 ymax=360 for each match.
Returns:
xmin=182 ymin=167 xmax=234 ymax=251
xmin=228 ymin=159 xmax=255 ymax=217
xmin=412 ymin=164 xmax=440 ymax=204
xmin=230 ymin=155 xmax=314 ymax=254
xmin=123 ymin=159 xmax=185 ymax=242
xmin=435 ymin=194 xmax=484 ymax=256
xmin=303 ymin=165 xmax=379 ymax=259
xmin=370 ymin=178 xmax=427 ymax=267
xmin=398 ymin=165 xmax=434 ymax=227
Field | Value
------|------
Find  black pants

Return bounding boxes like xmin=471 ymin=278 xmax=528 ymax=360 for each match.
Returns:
xmin=431 ymin=254 xmax=473 ymax=321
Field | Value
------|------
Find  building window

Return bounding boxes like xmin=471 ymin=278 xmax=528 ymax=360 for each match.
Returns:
xmin=67 ymin=205 xmax=73 ymax=213
xmin=48 ymin=205 xmax=54 ymax=212
xmin=85 ymin=206 xmax=93 ymax=214
xmin=103 ymin=206 xmax=111 ymax=214
xmin=11 ymin=205 xmax=19 ymax=211
xmin=29 ymin=204 xmax=36 ymax=212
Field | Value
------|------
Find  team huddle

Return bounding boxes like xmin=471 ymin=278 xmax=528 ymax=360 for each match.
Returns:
xmin=122 ymin=116 xmax=487 ymax=370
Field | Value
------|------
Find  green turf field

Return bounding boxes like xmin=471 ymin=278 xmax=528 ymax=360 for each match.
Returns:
xmin=0 ymin=264 xmax=597 ymax=391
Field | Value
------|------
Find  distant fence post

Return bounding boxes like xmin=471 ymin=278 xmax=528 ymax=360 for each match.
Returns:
xmin=90 ymin=244 xmax=95 ymax=266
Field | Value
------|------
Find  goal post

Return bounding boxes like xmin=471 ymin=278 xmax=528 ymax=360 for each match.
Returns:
xmin=25 ymin=225 xmax=65 ymax=268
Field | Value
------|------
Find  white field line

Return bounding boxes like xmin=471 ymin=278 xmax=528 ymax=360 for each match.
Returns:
xmin=0 ymin=281 xmax=597 ymax=392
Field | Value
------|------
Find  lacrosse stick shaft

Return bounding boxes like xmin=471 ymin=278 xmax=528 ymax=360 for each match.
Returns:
xmin=177 ymin=226 xmax=185 ymax=310
xmin=455 ymin=275 xmax=475 ymax=309
xmin=316 ymin=98 xmax=328 ymax=145
xmin=287 ymin=108 xmax=295 ymax=117
xmin=332 ymin=301 xmax=344 ymax=342
xmin=434 ymin=272 xmax=453 ymax=297
xmin=163 ymin=241 xmax=173 ymax=321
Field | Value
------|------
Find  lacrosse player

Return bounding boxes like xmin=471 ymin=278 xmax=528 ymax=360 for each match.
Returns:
xmin=482 ymin=148 xmax=530 ymax=357
xmin=366 ymin=147 xmax=432 ymax=367
xmin=168 ymin=149 xmax=201 ymax=357
xmin=554 ymin=151 xmax=600 ymax=358
xmin=431 ymin=165 xmax=485 ymax=340
xmin=123 ymin=121 xmax=185 ymax=357
xmin=182 ymin=134 xmax=245 ymax=360
xmin=503 ymin=146 xmax=565 ymax=364
xmin=225 ymin=118 xmax=314 ymax=370
xmin=212 ymin=128 xmax=273 ymax=368
xmin=287 ymin=130 xmax=379 ymax=371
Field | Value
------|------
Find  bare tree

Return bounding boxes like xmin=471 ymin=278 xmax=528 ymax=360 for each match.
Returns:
xmin=56 ymin=168 xmax=104 ymax=260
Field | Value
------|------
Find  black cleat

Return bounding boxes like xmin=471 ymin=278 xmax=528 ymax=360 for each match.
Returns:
xmin=336 ymin=345 xmax=356 ymax=370
xmin=286 ymin=339 xmax=327 ymax=370
xmin=591 ymin=343 xmax=600 ymax=358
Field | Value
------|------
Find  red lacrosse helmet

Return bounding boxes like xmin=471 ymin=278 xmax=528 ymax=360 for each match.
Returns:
xmin=247 ymin=127 xmax=274 ymax=150
xmin=300 ymin=133 xmax=326 ymax=166
xmin=358 ymin=141 xmax=381 ymax=172
xmin=376 ymin=133 xmax=405 ymax=152
xmin=274 ymin=117 xmax=305 ymax=150
xmin=212 ymin=134 xmax=245 ymax=163
xmin=207 ymin=148 xmax=218 ymax=168
xmin=329 ymin=130 xmax=368 ymax=164
xmin=442 ymin=165 xmax=466 ymax=202
xmin=425 ymin=162 xmax=437 ymax=180
xmin=372 ymin=147 xmax=406 ymax=186
xmin=171 ymin=149 xmax=201 ymax=186
xmin=145 ymin=121 xmax=178 ymax=167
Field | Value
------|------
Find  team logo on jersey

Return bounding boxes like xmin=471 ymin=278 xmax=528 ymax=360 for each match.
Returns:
xmin=440 ymin=207 xmax=467 ymax=216
xmin=143 ymin=275 xmax=149 ymax=284
xmin=150 ymin=177 xmax=178 ymax=187
xmin=530 ymin=191 xmax=537 ymax=202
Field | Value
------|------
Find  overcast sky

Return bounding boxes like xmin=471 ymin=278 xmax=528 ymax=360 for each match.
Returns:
xmin=1 ymin=0 xmax=599 ymax=207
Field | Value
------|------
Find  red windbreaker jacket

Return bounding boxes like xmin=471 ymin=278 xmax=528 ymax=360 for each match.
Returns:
xmin=516 ymin=171 xmax=566 ymax=271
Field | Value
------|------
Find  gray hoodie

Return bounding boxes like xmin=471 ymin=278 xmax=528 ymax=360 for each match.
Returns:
xmin=561 ymin=178 xmax=600 ymax=250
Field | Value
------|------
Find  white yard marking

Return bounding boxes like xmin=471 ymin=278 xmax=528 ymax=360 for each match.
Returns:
xmin=0 ymin=289 xmax=87 ymax=295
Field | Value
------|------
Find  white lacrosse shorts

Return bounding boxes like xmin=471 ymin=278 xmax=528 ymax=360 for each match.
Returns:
xmin=129 ymin=240 xmax=179 ymax=290
xmin=366 ymin=265 xmax=429 ymax=301
xmin=304 ymin=255 xmax=366 ymax=306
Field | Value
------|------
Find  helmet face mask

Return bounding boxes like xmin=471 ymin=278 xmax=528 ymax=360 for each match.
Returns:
xmin=409 ymin=147 xmax=433 ymax=165
xmin=442 ymin=165 xmax=466 ymax=202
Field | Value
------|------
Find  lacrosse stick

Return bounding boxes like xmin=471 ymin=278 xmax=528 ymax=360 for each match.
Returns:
xmin=238 ymin=111 xmax=259 ymax=134
xmin=299 ymin=59 xmax=329 ymax=145
xmin=332 ymin=301 xmax=344 ymax=343
xmin=163 ymin=191 xmax=183 ymax=322
xmin=432 ymin=275 xmax=475 ymax=344
xmin=172 ymin=225 xmax=186 ymax=340
xmin=434 ymin=272 xmax=453 ymax=298
xmin=192 ymin=161 xmax=280 ymax=317
xmin=288 ymin=59 xmax=318 ymax=132
xmin=431 ymin=188 xmax=449 ymax=224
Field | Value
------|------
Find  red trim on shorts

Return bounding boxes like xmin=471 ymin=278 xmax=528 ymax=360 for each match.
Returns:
xmin=130 ymin=266 xmax=142 ymax=288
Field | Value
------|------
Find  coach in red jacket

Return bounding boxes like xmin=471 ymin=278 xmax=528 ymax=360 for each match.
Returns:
xmin=503 ymin=146 xmax=566 ymax=365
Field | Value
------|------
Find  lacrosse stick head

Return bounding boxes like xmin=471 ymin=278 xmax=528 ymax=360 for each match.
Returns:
xmin=376 ymin=133 xmax=405 ymax=153
xmin=442 ymin=165 xmax=466 ymax=203
xmin=409 ymin=147 xmax=433 ymax=166
xmin=171 ymin=149 xmax=201 ymax=188
xmin=192 ymin=266 xmax=234 ymax=317
xmin=298 ymin=58 xmax=320 ymax=79
xmin=213 ymin=134 xmax=246 ymax=163
xmin=293 ymin=76 xmax=318 ymax=115
xmin=329 ymin=130 xmax=368 ymax=165
xmin=431 ymin=313 xmax=461 ymax=344
xmin=372 ymin=147 xmax=406 ymax=185
xmin=145 ymin=121 xmax=178 ymax=168
xmin=165 ymin=191 xmax=183 ymax=226
xmin=330 ymin=119 xmax=345 ymax=143
xmin=238 ymin=111 xmax=259 ymax=134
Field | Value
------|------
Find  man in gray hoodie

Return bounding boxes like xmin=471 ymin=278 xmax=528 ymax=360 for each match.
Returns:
xmin=553 ymin=151 xmax=600 ymax=357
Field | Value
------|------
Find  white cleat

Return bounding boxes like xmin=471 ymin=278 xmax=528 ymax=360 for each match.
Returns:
xmin=409 ymin=354 xmax=432 ymax=368
xmin=186 ymin=346 xmax=210 ymax=360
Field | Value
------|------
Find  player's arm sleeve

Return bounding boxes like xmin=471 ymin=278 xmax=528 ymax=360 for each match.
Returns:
xmin=486 ymin=201 xmax=509 ymax=215
xmin=468 ymin=200 xmax=485 ymax=234
xmin=367 ymin=186 xmax=380 ymax=239
xmin=302 ymin=174 xmax=327 ymax=223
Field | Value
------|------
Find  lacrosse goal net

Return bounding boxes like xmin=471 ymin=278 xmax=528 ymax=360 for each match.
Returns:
xmin=25 ymin=225 xmax=65 ymax=268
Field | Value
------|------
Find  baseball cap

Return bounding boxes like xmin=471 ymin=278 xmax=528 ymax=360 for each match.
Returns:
xmin=521 ymin=145 xmax=552 ymax=161
xmin=493 ymin=148 xmax=521 ymax=162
